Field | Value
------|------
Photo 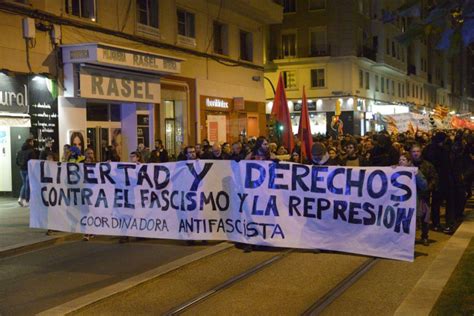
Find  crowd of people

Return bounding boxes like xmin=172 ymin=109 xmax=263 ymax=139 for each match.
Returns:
xmin=16 ymin=128 xmax=473 ymax=248
xmin=173 ymin=129 xmax=473 ymax=247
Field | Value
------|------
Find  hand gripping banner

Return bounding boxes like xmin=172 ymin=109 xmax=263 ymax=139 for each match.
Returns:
xmin=29 ymin=160 xmax=417 ymax=261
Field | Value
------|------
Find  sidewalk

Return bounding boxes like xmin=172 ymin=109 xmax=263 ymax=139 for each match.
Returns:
xmin=0 ymin=197 xmax=75 ymax=257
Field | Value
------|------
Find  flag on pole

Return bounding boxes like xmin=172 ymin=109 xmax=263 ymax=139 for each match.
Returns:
xmin=271 ymin=73 xmax=294 ymax=152
xmin=297 ymin=86 xmax=313 ymax=162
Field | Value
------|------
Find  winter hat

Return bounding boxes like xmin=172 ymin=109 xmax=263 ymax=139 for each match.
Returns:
xmin=311 ymin=142 xmax=327 ymax=157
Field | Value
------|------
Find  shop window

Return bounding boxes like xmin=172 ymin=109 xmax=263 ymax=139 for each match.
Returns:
xmin=86 ymin=103 xmax=120 ymax=121
xmin=375 ymin=75 xmax=379 ymax=92
xmin=283 ymin=71 xmax=297 ymax=89
xmin=309 ymin=27 xmax=327 ymax=56
xmin=137 ymin=0 xmax=159 ymax=28
xmin=282 ymin=33 xmax=297 ymax=58
xmin=311 ymin=69 xmax=325 ymax=88
xmin=213 ymin=21 xmax=228 ymax=55
xmin=365 ymin=71 xmax=369 ymax=90
xmin=177 ymin=9 xmax=195 ymax=38
xmin=386 ymin=78 xmax=390 ymax=94
xmin=66 ymin=0 xmax=96 ymax=21
xmin=392 ymin=81 xmax=395 ymax=96
xmin=240 ymin=30 xmax=253 ymax=62
xmin=420 ymin=87 xmax=423 ymax=100
xmin=398 ymin=82 xmax=401 ymax=97
xmin=86 ymin=103 xmax=108 ymax=121
xmin=359 ymin=70 xmax=363 ymax=89
xmin=381 ymin=77 xmax=385 ymax=93
xmin=110 ymin=106 xmax=121 ymax=122
xmin=309 ymin=0 xmax=325 ymax=10
xmin=401 ymin=84 xmax=404 ymax=97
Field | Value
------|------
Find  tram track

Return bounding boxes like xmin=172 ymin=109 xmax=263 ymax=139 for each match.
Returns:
xmin=163 ymin=250 xmax=379 ymax=316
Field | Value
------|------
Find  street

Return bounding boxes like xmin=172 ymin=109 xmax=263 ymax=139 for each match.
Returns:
xmin=0 ymin=197 xmax=472 ymax=315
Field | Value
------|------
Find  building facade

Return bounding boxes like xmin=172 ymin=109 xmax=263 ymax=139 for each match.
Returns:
xmin=264 ymin=0 xmax=472 ymax=137
xmin=0 ymin=0 xmax=282 ymax=195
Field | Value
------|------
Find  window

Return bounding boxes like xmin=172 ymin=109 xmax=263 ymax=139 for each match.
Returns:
xmin=282 ymin=0 xmax=296 ymax=13
xmin=177 ymin=9 xmax=195 ymax=38
xmin=381 ymin=77 xmax=385 ymax=93
xmin=137 ymin=0 xmax=158 ymax=28
xmin=311 ymin=69 xmax=325 ymax=87
xmin=398 ymin=82 xmax=401 ymax=97
xmin=401 ymin=84 xmax=404 ymax=98
xmin=359 ymin=70 xmax=363 ymax=88
xmin=375 ymin=75 xmax=379 ymax=91
xmin=309 ymin=0 xmax=325 ymax=10
xmin=406 ymin=82 xmax=410 ymax=97
xmin=282 ymin=33 xmax=297 ymax=58
xmin=283 ymin=71 xmax=297 ymax=89
xmin=420 ymin=87 xmax=423 ymax=100
xmin=392 ymin=80 xmax=395 ymax=95
xmin=240 ymin=30 xmax=253 ymax=61
xmin=66 ymin=0 xmax=96 ymax=20
xmin=213 ymin=21 xmax=228 ymax=55
xmin=310 ymin=27 xmax=327 ymax=56
xmin=401 ymin=48 xmax=405 ymax=62
xmin=415 ymin=85 xmax=418 ymax=99
xmin=386 ymin=38 xmax=390 ymax=54
xmin=391 ymin=41 xmax=396 ymax=57
xmin=386 ymin=78 xmax=390 ymax=94
xmin=365 ymin=72 xmax=369 ymax=89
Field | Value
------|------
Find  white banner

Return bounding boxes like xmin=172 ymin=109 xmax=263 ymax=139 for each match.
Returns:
xmin=385 ymin=112 xmax=431 ymax=132
xmin=29 ymin=160 xmax=417 ymax=261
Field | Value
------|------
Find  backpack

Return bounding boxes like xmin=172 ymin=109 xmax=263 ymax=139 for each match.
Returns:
xmin=16 ymin=150 xmax=28 ymax=169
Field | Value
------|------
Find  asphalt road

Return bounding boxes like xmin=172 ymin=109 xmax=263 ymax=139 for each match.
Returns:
xmin=0 ymin=237 xmax=212 ymax=315
xmin=76 ymin=232 xmax=452 ymax=315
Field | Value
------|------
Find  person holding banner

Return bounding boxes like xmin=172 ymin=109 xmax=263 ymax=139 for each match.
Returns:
xmin=82 ymin=148 xmax=97 ymax=242
xmin=245 ymin=136 xmax=276 ymax=161
xmin=409 ymin=145 xmax=438 ymax=246
xmin=398 ymin=153 xmax=429 ymax=246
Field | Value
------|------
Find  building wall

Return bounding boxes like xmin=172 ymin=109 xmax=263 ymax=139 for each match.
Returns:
xmin=0 ymin=0 xmax=283 ymax=150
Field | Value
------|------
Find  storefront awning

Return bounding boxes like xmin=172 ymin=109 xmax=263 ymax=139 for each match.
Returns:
xmin=0 ymin=113 xmax=30 ymax=127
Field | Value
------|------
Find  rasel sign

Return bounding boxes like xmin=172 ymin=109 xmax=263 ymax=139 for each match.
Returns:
xmin=79 ymin=68 xmax=160 ymax=103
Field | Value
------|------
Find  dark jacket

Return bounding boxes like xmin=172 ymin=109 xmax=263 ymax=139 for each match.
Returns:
xmin=39 ymin=147 xmax=53 ymax=160
xmin=17 ymin=142 xmax=36 ymax=171
xmin=229 ymin=152 xmax=246 ymax=162
xmin=413 ymin=159 xmax=438 ymax=203
xmin=369 ymin=134 xmax=399 ymax=166
xmin=423 ymin=142 xmax=452 ymax=192
xmin=148 ymin=148 xmax=169 ymax=163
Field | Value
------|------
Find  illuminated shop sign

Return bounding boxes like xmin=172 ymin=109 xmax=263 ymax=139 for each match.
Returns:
xmin=206 ymin=98 xmax=229 ymax=109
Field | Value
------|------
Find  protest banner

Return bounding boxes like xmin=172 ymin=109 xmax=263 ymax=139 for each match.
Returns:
xmin=29 ymin=160 xmax=417 ymax=261
xmin=384 ymin=113 xmax=431 ymax=132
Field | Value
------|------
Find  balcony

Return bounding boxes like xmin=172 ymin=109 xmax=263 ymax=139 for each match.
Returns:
xmin=358 ymin=46 xmax=376 ymax=62
xmin=309 ymin=45 xmax=331 ymax=57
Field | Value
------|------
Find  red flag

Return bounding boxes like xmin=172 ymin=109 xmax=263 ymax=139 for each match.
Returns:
xmin=271 ymin=73 xmax=294 ymax=151
xmin=297 ymin=86 xmax=313 ymax=162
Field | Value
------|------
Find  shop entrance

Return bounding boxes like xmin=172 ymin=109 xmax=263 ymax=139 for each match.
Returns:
xmin=86 ymin=103 xmax=121 ymax=161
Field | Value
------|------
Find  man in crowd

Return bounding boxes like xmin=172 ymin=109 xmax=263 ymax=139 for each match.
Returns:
xmin=16 ymin=138 xmax=36 ymax=207
xmin=229 ymin=142 xmax=246 ymax=161
xmin=149 ymin=139 xmax=169 ymax=163
xmin=39 ymin=139 xmax=54 ymax=160
xmin=410 ymin=144 xmax=438 ymax=245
